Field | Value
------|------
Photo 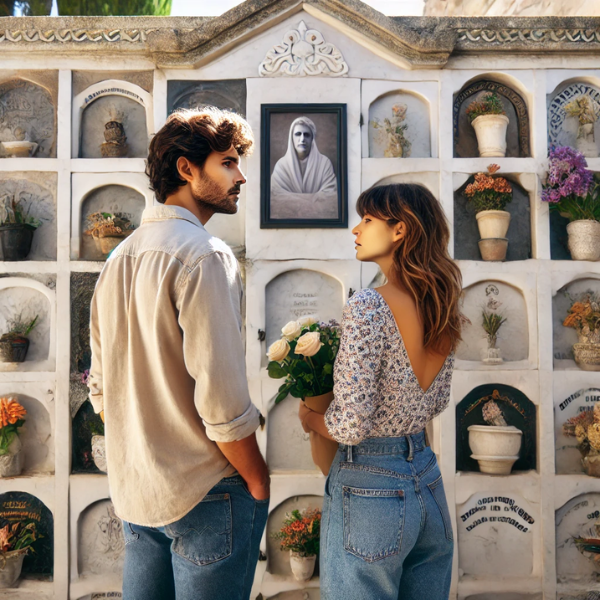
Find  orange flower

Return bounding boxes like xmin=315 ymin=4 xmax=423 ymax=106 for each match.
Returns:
xmin=0 ymin=397 xmax=26 ymax=429
xmin=487 ymin=164 xmax=501 ymax=175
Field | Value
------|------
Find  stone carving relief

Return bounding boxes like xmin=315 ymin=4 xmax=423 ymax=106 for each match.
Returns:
xmin=0 ymin=79 xmax=55 ymax=158
xmin=457 ymin=28 xmax=600 ymax=44
xmin=259 ymin=21 xmax=348 ymax=78
xmin=0 ymin=29 xmax=155 ymax=43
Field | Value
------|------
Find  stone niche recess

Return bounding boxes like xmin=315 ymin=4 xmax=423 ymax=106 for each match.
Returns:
xmin=167 ymin=80 xmax=247 ymax=116
xmin=553 ymin=276 xmax=600 ymax=370
xmin=458 ymin=492 xmax=537 ymax=578
xmin=454 ymin=173 xmax=532 ymax=261
xmin=78 ymin=499 xmax=125 ymax=578
xmin=456 ymin=383 xmax=537 ymax=473
xmin=266 ymin=494 xmax=323 ymax=577
xmin=453 ymin=78 xmax=531 ymax=158
xmin=0 ymin=75 xmax=57 ymax=158
xmin=457 ymin=281 xmax=529 ymax=366
xmin=368 ymin=90 xmax=431 ymax=158
xmin=556 ymin=492 xmax=600 ymax=585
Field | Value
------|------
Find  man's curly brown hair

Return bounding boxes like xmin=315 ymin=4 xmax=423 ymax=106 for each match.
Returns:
xmin=145 ymin=107 xmax=254 ymax=204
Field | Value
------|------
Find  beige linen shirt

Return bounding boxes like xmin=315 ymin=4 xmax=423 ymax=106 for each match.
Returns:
xmin=88 ymin=205 xmax=260 ymax=527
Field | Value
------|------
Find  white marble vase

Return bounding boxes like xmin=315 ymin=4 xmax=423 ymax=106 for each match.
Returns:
xmin=468 ymin=424 xmax=522 ymax=475
xmin=0 ymin=550 xmax=26 ymax=588
xmin=289 ymin=551 xmax=317 ymax=582
xmin=471 ymin=114 xmax=510 ymax=157
xmin=0 ymin=435 xmax=24 ymax=478
xmin=566 ymin=219 xmax=600 ymax=261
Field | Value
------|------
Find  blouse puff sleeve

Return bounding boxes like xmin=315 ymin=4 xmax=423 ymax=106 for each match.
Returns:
xmin=324 ymin=292 xmax=385 ymax=445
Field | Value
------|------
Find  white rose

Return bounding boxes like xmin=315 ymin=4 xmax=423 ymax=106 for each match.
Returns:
xmin=295 ymin=332 xmax=323 ymax=357
xmin=298 ymin=315 xmax=317 ymax=327
xmin=281 ymin=321 xmax=302 ymax=341
xmin=267 ymin=338 xmax=290 ymax=362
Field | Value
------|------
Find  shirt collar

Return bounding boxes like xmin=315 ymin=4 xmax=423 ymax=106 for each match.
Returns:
xmin=141 ymin=205 xmax=205 ymax=229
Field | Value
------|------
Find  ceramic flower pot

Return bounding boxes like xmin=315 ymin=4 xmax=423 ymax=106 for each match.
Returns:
xmin=478 ymin=238 xmax=508 ymax=262
xmin=566 ymin=220 xmax=600 ymax=261
xmin=0 ymin=435 xmax=24 ymax=478
xmin=583 ymin=455 xmax=600 ymax=477
xmin=471 ymin=114 xmax=509 ymax=157
xmin=573 ymin=343 xmax=600 ymax=371
xmin=303 ymin=391 xmax=338 ymax=476
xmin=0 ymin=549 xmax=26 ymax=588
xmin=0 ymin=337 xmax=29 ymax=363
xmin=91 ymin=435 xmax=107 ymax=472
xmin=476 ymin=210 xmax=511 ymax=239
xmin=468 ymin=425 xmax=522 ymax=475
xmin=93 ymin=230 xmax=132 ymax=256
xmin=1 ymin=141 xmax=38 ymax=158
xmin=0 ymin=224 xmax=35 ymax=261
xmin=289 ymin=551 xmax=317 ymax=582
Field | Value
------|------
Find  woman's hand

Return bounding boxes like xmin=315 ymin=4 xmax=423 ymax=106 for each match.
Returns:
xmin=298 ymin=401 xmax=314 ymax=433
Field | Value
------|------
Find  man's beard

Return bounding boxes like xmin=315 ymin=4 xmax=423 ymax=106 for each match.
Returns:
xmin=191 ymin=172 xmax=241 ymax=215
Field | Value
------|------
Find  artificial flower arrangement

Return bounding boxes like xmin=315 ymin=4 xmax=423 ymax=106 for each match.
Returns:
xmin=563 ymin=291 xmax=600 ymax=371
xmin=0 ymin=314 xmax=39 ymax=363
xmin=84 ymin=211 xmax=135 ymax=256
xmin=466 ymin=91 xmax=506 ymax=123
xmin=481 ymin=310 xmax=507 ymax=365
xmin=0 ymin=517 xmax=41 ymax=588
xmin=465 ymin=92 xmax=509 ymax=158
xmin=563 ymin=402 xmax=600 ymax=476
xmin=0 ymin=397 xmax=27 ymax=478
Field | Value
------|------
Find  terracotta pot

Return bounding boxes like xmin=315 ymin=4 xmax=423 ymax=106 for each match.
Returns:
xmin=303 ymin=391 xmax=338 ymax=476
xmin=478 ymin=238 xmax=508 ymax=261
xmin=1 ymin=141 xmax=38 ymax=158
xmin=91 ymin=435 xmax=107 ymax=472
xmin=468 ymin=425 xmax=522 ymax=475
xmin=0 ymin=549 xmax=26 ymax=588
xmin=573 ymin=343 xmax=600 ymax=371
xmin=566 ymin=220 xmax=600 ymax=261
xmin=289 ymin=551 xmax=316 ymax=582
xmin=0 ymin=224 xmax=35 ymax=261
xmin=0 ymin=337 xmax=29 ymax=363
xmin=583 ymin=455 xmax=600 ymax=477
xmin=476 ymin=210 xmax=511 ymax=239
xmin=93 ymin=230 xmax=132 ymax=255
xmin=471 ymin=114 xmax=509 ymax=157
xmin=0 ymin=435 xmax=23 ymax=478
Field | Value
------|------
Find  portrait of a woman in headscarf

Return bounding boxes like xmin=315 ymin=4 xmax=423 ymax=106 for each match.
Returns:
xmin=270 ymin=116 xmax=338 ymax=219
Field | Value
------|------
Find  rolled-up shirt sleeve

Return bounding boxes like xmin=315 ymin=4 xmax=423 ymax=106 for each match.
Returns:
xmin=88 ymin=288 xmax=104 ymax=414
xmin=177 ymin=251 xmax=260 ymax=442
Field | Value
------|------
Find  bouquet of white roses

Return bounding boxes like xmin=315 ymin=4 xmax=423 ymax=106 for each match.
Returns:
xmin=267 ymin=317 xmax=341 ymax=404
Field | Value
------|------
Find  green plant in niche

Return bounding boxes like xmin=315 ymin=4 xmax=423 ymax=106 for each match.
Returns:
xmin=0 ymin=195 xmax=42 ymax=229
xmin=466 ymin=91 xmax=506 ymax=122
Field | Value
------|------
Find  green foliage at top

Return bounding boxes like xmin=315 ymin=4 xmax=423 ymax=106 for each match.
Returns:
xmin=1 ymin=0 xmax=52 ymax=15
xmin=481 ymin=311 xmax=507 ymax=337
xmin=466 ymin=92 xmax=506 ymax=122
xmin=56 ymin=0 xmax=171 ymax=15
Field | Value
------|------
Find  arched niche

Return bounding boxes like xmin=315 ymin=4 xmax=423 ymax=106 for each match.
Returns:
xmin=0 ymin=77 xmax=56 ymax=158
xmin=72 ymin=401 xmax=103 ymax=475
xmin=167 ymin=80 xmax=247 ymax=116
xmin=0 ymin=491 xmax=53 ymax=578
xmin=265 ymin=269 xmax=344 ymax=349
xmin=553 ymin=276 xmax=600 ymax=369
xmin=72 ymin=80 xmax=153 ymax=158
xmin=453 ymin=78 xmax=531 ymax=158
xmin=368 ymin=90 xmax=431 ymax=158
xmin=268 ymin=592 xmax=320 ymax=600
xmin=457 ymin=281 xmax=529 ymax=365
xmin=79 ymin=184 xmax=145 ymax=261
xmin=0 ymin=278 xmax=54 ymax=369
xmin=548 ymin=80 xmax=600 ymax=157
xmin=368 ymin=172 xmax=439 ymax=199
xmin=266 ymin=494 xmax=323 ymax=577
xmin=458 ymin=492 xmax=537 ymax=578
xmin=454 ymin=173 xmax=532 ymax=261
xmin=456 ymin=384 xmax=537 ymax=473
xmin=267 ymin=398 xmax=319 ymax=473
xmin=556 ymin=492 xmax=600 ymax=584
xmin=78 ymin=499 xmax=125 ymax=578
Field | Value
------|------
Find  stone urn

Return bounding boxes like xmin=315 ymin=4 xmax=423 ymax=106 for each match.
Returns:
xmin=0 ymin=549 xmax=26 ymax=588
xmin=289 ymin=551 xmax=316 ymax=582
xmin=0 ymin=336 xmax=29 ymax=363
xmin=471 ymin=114 xmax=510 ymax=157
xmin=92 ymin=230 xmax=133 ymax=256
xmin=476 ymin=210 xmax=511 ymax=239
xmin=0 ymin=223 xmax=35 ymax=261
xmin=566 ymin=220 xmax=600 ymax=261
xmin=91 ymin=435 xmax=107 ymax=472
xmin=1 ymin=141 xmax=38 ymax=158
xmin=468 ymin=424 xmax=522 ymax=475
xmin=0 ymin=435 xmax=24 ymax=478
xmin=583 ymin=455 xmax=600 ymax=477
xmin=478 ymin=238 xmax=508 ymax=261
xmin=100 ymin=120 xmax=129 ymax=158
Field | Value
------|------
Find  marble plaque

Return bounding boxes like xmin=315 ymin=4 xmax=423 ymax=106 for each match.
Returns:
xmin=78 ymin=500 xmax=125 ymax=576
xmin=457 ymin=282 xmax=529 ymax=363
xmin=556 ymin=493 xmax=600 ymax=584
xmin=168 ymin=80 xmax=246 ymax=116
xmin=458 ymin=493 xmax=536 ymax=577
xmin=555 ymin=388 xmax=600 ymax=474
xmin=265 ymin=270 xmax=344 ymax=348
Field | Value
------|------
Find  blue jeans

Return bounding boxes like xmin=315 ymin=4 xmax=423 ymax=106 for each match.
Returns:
xmin=122 ymin=475 xmax=269 ymax=600
xmin=320 ymin=432 xmax=453 ymax=600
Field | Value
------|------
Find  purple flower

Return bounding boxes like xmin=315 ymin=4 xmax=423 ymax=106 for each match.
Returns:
xmin=542 ymin=146 xmax=593 ymax=203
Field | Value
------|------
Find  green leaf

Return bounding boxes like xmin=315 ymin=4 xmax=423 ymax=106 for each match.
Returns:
xmin=267 ymin=361 xmax=287 ymax=379
xmin=275 ymin=388 xmax=290 ymax=404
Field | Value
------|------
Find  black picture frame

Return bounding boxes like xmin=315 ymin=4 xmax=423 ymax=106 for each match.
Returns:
xmin=261 ymin=103 xmax=348 ymax=229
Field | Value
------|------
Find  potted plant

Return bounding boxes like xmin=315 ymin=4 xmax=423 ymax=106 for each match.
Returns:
xmin=0 ymin=194 xmax=42 ymax=261
xmin=563 ymin=291 xmax=600 ymax=371
xmin=84 ymin=212 xmax=135 ymax=256
xmin=0 ymin=518 xmax=41 ymax=588
xmin=481 ymin=310 xmax=507 ymax=365
xmin=467 ymin=390 xmax=523 ymax=475
xmin=542 ymin=145 xmax=600 ymax=261
xmin=0 ymin=398 xmax=26 ymax=478
xmin=563 ymin=402 xmax=600 ymax=477
xmin=0 ymin=315 xmax=39 ymax=363
xmin=464 ymin=164 xmax=513 ymax=261
xmin=267 ymin=317 xmax=341 ymax=475
xmin=466 ymin=91 xmax=509 ymax=157
xmin=272 ymin=508 xmax=321 ymax=582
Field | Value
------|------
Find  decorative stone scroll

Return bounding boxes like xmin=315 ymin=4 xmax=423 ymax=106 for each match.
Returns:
xmin=457 ymin=28 xmax=600 ymax=45
xmin=0 ymin=29 xmax=155 ymax=43
xmin=259 ymin=21 xmax=348 ymax=78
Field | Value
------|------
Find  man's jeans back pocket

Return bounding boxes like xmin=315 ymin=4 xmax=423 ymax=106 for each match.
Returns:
xmin=427 ymin=476 xmax=453 ymax=541
xmin=342 ymin=486 xmax=405 ymax=563
xmin=165 ymin=493 xmax=232 ymax=566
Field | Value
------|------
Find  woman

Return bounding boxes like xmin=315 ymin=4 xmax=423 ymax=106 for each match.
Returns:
xmin=299 ymin=183 xmax=462 ymax=600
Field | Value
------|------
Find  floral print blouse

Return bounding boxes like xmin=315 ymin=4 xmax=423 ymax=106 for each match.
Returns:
xmin=325 ymin=288 xmax=454 ymax=445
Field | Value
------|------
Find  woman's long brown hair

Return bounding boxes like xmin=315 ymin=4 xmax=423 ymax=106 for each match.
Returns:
xmin=357 ymin=183 xmax=463 ymax=353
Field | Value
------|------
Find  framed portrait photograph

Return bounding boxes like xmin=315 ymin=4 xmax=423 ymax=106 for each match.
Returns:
xmin=261 ymin=104 xmax=348 ymax=228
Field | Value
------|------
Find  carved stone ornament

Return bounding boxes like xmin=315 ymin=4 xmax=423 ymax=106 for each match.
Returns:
xmin=259 ymin=21 xmax=348 ymax=78
xmin=0 ymin=29 xmax=154 ymax=43
xmin=457 ymin=28 xmax=600 ymax=45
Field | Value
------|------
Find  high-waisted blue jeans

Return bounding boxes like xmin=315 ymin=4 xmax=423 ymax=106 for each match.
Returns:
xmin=121 ymin=475 xmax=269 ymax=600
xmin=320 ymin=431 xmax=453 ymax=600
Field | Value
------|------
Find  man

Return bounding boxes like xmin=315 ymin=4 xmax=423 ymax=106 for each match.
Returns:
xmin=88 ymin=107 xmax=269 ymax=600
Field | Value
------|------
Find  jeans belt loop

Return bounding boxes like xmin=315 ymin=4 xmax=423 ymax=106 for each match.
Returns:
xmin=347 ymin=444 xmax=353 ymax=463
xmin=406 ymin=435 xmax=414 ymax=462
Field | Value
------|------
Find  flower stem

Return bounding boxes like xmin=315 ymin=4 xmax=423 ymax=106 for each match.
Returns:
xmin=306 ymin=357 xmax=322 ymax=396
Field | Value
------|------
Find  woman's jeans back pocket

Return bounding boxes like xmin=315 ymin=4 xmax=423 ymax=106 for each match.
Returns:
xmin=427 ymin=476 xmax=453 ymax=541
xmin=342 ymin=486 xmax=404 ymax=563
xmin=165 ymin=493 xmax=232 ymax=566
